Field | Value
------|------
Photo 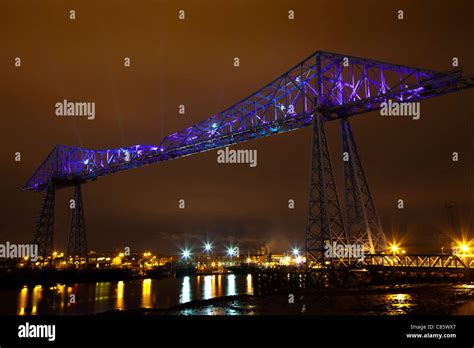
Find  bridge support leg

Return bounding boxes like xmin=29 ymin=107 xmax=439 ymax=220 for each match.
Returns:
xmin=340 ymin=118 xmax=387 ymax=253
xmin=67 ymin=183 xmax=88 ymax=263
xmin=305 ymin=112 xmax=347 ymax=267
xmin=33 ymin=181 xmax=55 ymax=261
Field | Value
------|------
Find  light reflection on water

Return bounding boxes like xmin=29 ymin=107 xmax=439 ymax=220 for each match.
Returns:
xmin=13 ymin=273 xmax=254 ymax=315
xmin=227 ymin=274 xmax=236 ymax=296
xmin=203 ymin=275 xmax=212 ymax=300
xmin=179 ymin=274 xmax=250 ymax=304
xmin=116 ymin=281 xmax=124 ymax=310
xmin=246 ymin=274 xmax=253 ymax=294
xmin=18 ymin=286 xmax=27 ymax=315
xmin=458 ymin=284 xmax=474 ymax=289
xmin=141 ymin=279 xmax=152 ymax=308
xmin=385 ymin=293 xmax=413 ymax=315
xmin=31 ymin=285 xmax=41 ymax=315
xmin=180 ymin=276 xmax=191 ymax=304
xmin=58 ymin=284 xmax=66 ymax=311
xmin=217 ymin=275 xmax=222 ymax=297
xmin=12 ymin=277 xmax=473 ymax=316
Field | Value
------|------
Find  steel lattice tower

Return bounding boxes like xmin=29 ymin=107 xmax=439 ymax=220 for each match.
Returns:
xmin=305 ymin=112 xmax=347 ymax=265
xmin=341 ymin=118 xmax=386 ymax=253
xmin=67 ymin=183 xmax=88 ymax=259
xmin=33 ymin=181 xmax=55 ymax=259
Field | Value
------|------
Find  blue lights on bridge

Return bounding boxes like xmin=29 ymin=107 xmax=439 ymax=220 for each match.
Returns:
xmin=23 ymin=51 xmax=473 ymax=194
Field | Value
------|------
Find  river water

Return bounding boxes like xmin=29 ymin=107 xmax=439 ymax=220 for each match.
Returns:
xmin=4 ymin=274 xmax=253 ymax=315
xmin=2 ymin=274 xmax=473 ymax=316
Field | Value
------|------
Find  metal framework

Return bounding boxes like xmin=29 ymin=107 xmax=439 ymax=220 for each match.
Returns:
xmin=305 ymin=112 xmax=347 ymax=265
xmin=22 ymin=51 xmax=473 ymax=192
xmin=67 ymin=183 xmax=88 ymax=259
xmin=23 ymin=50 xmax=473 ymax=266
xmin=341 ymin=118 xmax=386 ymax=253
xmin=33 ymin=181 xmax=55 ymax=258
xmin=363 ymin=254 xmax=474 ymax=270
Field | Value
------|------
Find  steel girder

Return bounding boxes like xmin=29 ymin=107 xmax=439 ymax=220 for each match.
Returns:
xmin=67 ymin=183 xmax=88 ymax=259
xmin=362 ymin=254 xmax=474 ymax=269
xmin=341 ymin=118 xmax=386 ymax=253
xmin=22 ymin=51 xmax=473 ymax=192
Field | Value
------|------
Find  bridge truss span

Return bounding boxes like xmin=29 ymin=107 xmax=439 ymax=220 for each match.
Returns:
xmin=23 ymin=51 xmax=473 ymax=192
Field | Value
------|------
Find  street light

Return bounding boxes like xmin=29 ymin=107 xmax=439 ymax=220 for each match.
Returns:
xmin=389 ymin=244 xmax=399 ymax=255
xmin=458 ymin=243 xmax=470 ymax=255
xmin=292 ymin=248 xmax=300 ymax=257
xmin=227 ymin=246 xmax=236 ymax=258
xmin=181 ymin=248 xmax=191 ymax=260
xmin=203 ymin=242 xmax=213 ymax=253
xmin=452 ymin=238 xmax=474 ymax=256
xmin=453 ymin=239 xmax=472 ymax=256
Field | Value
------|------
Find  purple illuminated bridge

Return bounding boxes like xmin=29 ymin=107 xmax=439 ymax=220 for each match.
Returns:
xmin=23 ymin=51 xmax=473 ymax=192
xmin=24 ymin=50 xmax=473 ymax=264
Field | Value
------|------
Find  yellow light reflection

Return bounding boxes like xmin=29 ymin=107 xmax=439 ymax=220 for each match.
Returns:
xmin=141 ymin=278 xmax=152 ymax=308
xmin=211 ymin=275 xmax=217 ymax=297
xmin=18 ymin=286 xmax=28 ymax=315
xmin=31 ymin=285 xmax=42 ymax=315
xmin=116 ymin=281 xmax=124 ymax=310
xmin=459 ymin=284 xmax=474 ymax=289
xmin=246 ymin=274 xmax=254 ymax=295
xmin=57 ymin=284 xmax=66 ymax=311
xmin=217 ymin=275 xmax=222 ymax=297
xmin=386 ymin=293 xmax=412 ymax=314
xmin=94 ymin=282 xmax=111 ymax=301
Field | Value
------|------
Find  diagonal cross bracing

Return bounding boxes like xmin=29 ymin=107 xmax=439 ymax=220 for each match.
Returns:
xmin=23 ymin=51 xmax=473 ymax=192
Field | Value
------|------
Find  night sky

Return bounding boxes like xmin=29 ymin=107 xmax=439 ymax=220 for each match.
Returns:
xmin=1 ymin=0 xmax=473 ymax=255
